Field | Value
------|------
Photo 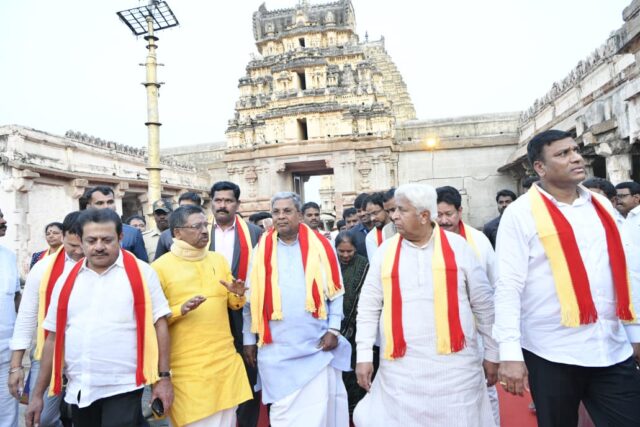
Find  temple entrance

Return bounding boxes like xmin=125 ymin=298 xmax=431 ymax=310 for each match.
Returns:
xmin=286 ymin=160 xmax=336 ymax=231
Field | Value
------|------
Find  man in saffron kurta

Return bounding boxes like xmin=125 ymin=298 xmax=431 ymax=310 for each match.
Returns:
xmin=24 ymin=208 xmax=172 ymax=427
xmin=354 ymin=183 xmax=499 ymax=427
xmin=242 ymin=192 xmax=351 ymax=427
xmin=9 ymin=211 xmax=83 ymax=427
xmin=152 ymin=205 xmax=252 ymax=427
xmin=494 ymin=130 xmax=640 ymax=427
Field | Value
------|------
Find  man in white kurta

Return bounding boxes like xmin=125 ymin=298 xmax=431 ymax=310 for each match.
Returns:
xmin=243 ymin=193 xmax=351 ymax=427
xmin=9 ymin=211 xmax=84 ymax=427
xmin=0 ymin=208 xmax=21 ymax=427
xmin=353 ymin=184 xmax=499 ymax=427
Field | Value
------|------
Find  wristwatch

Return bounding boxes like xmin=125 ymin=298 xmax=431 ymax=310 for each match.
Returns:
xmin=158 ymin=371 xmax=172 ymax=379
xmin=327 ymin=328 xmax=341 ymax=337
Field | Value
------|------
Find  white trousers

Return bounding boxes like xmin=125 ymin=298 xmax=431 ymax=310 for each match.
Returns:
xmin=0 ymin=360 xmax=18 ymax=427
xmin=270 ymin=366 xmax=348 ymax=427
xmin=184 ymin=406 xmax=237 ymax=427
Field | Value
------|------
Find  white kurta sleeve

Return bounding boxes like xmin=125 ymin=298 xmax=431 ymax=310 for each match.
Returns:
xmin=461 ymin=241 xmax=498 ymax=363
xmin=356 ymin=246 xmax=384 ymax=363
xmin=9 ymin=259 xmax=48 ymax=350
xmin=492 ymin=206 xmax=529 ymax=362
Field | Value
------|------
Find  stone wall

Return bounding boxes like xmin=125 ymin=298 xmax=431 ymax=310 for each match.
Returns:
xmin=502 ymin=22 xmax=640 ymax=184
xmin=395 ymin=113 xmax=521 ymax=228
xmin=0 ymin=125 xmax=210 ymax=276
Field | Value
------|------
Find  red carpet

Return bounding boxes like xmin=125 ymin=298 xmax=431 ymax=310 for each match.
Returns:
xmin=497 ymin=387 xmax=538 ymax=427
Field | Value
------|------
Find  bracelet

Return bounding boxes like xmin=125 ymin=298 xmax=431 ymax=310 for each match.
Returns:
xmin=8 ymin=366 xmax=23 ymax=374
xmin=327 ymin=328 xmax=341 ymax=337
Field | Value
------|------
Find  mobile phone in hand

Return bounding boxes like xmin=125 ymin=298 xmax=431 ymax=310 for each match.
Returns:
xmin=151 ymin=398 xmax=164 ymax=417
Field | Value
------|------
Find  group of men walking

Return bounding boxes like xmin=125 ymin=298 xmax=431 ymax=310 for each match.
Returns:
xmin=1 ymin=128 xmax=640 ymax=427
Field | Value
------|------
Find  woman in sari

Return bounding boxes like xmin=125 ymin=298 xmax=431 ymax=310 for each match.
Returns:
xmin=29 ymin=222 xmax=63 ymax=269
xmin=335 ymin=231 xmax=369 ymax=416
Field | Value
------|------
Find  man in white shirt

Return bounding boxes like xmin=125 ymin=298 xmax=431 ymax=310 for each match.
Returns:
xmin=8 ymin=211 xmax=83 ymax=427
xmin=614 ymin=181 xmax=640 ymax=219
xmin=364 ymin=192 xmax=391 ymax=262
xmin=354 ymin=183 xmax=498 ymax=426
xmin=582 ymin=177 xmax=624 ymax=225
xmin=25 ymin=208 xmax=173 ymax=427
xmin=436 ymin=186 xmax=497 ymax=284
xmin=209 ymin=181 xmax=263 ymax=427
xmin=617 ymin=182 xmax=640 ymax=343
xmin=0 ymin=208 xmax=21 ymax=427
xmin=435 ymin=185 xmax=499 ymax=425
xmin=494 ymin=129 xmax=640 ymax=427
xmin=381 ymin=188 xmax=397 ymax=240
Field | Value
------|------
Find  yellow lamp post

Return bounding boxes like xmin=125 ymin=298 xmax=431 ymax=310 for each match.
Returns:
xmin=117 ymin=1 xmax=178 ymax=221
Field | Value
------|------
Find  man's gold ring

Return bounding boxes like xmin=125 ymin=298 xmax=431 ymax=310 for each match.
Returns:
xmin=499 ymin=381 xmax=507 ymax=386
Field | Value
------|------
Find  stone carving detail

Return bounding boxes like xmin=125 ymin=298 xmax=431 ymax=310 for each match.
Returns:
xmin=64 ymin=130 xmax=196 ymax=170
xmin=357 ymin=158 xmax=372 ymax=190
xmin=244 ymin=166 xmax=258 ymax=198
xmin=519 ymin=36 xmax=622 ymax=124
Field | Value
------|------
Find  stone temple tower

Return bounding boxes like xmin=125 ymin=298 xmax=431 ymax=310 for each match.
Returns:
xmin=224 ymin=0 xmax=416 ymax=215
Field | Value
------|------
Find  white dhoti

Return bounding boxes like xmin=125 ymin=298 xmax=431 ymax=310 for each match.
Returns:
xmin=184 ymin=406 xmax=237 ymax=427
xmin=270 ymin=365 xmax=348 ymax=427
xmin=487 ymin=385 xmax=500 ymax=426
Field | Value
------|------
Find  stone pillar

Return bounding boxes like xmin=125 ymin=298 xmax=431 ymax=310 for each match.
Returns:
xmin=114 ymin=182 xmax=129 ymax=215
xmin=2 ymin=169 xmax=40 ymax=276
xmin=606 ymin=153 xmax=632 ymax=184
xmin=65 ymin=179 xmax=89 ymax=206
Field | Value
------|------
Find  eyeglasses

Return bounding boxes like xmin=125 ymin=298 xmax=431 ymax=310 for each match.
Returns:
xmin=616 ymin=193 xmax=632 ymax=199
xmin=176 ymin=222 xmax=210 ymax=230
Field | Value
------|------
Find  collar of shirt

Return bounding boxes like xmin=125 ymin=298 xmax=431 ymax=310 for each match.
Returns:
xmin=402 ymin=228 xmax=435 ymax=250
xmin=277 ymin=235 xmax=300 ymax=247
xmin=627 ymin=204 xmax=640 ymax=218
xmin=535 ymin=183 xmax=591 ymax=207
xmin=214 ymin=217 xmax=237 ymax=231
xmin=79 ymin=251 xmax=123 ymax=276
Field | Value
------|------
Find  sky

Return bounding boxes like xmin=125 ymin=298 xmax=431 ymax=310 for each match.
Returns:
xmin=0 ymin=0 xmax=631 ymax=149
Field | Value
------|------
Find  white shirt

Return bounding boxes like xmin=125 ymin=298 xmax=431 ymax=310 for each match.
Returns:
xmin=465 ymin=225 xmax=497 ymax=286
xmin=213 ymin=220 xmax=236 ymax=268
xmin=493 ymin=184 xmax=640 ymax=366
xmin=365 ymin=227 xmax=385 ymax=263
xmin=0 ymin=245 xmax=20 ymax=363
xmin=622 ymin=205 xmax=640 ymax=319
xmin=10 ymin=252 xmax=77 ymax=351
xmin=43 ymin=252 xmax=171 ymax=408
xmin=357 ymin=231 xmax=499 ymax=364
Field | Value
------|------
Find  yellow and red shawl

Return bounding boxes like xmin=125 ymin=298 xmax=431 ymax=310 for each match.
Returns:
xmin=34 ymin=247 xmax=66 ymax=360
xmin=49 ymin=250 xmax=159 ymax=395
xmin=457 ymin=221 xmax=480 ymax=258
xmin=381 ymin=225 xmax=465 ymax=359
xmin=529 ymin=185 xmax=635 ymax=326
xmin=249 ymin=223 xmax=342 ymax=346
xmin=374 ymin=227 xmax=383 ymax=247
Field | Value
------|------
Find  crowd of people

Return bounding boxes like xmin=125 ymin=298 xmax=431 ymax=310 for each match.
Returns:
xmin=1 ymin=128 xmax=640 ymax=427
